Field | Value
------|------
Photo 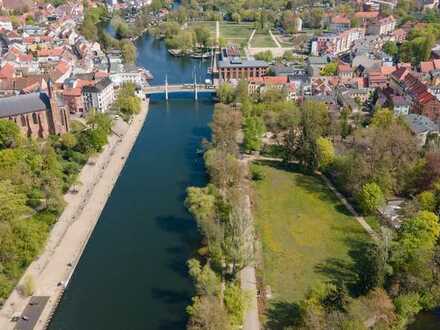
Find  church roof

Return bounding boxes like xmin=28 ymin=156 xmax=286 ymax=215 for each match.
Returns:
xmin=0 ymin=92 xmax=50 ymax=117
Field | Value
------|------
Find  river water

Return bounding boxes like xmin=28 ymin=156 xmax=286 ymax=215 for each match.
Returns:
xmin=48 ymin=34 xmax=212 ymax=329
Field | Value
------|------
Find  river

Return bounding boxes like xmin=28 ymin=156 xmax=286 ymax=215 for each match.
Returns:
xmin=48 ymin=34 xmax=212 ymax=329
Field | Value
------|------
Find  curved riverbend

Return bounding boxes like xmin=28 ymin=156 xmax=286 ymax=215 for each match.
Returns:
xmin=49 ymin=34 xmax=212 ymax=330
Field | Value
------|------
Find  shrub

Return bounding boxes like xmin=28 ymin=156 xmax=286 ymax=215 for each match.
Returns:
xmin=358 ymin=182 xmax=385 ymax=214
xmin=250 ymin=164 xmax=265 ymax=181
xmin=21 ymin=276 xmax=35 ymax=297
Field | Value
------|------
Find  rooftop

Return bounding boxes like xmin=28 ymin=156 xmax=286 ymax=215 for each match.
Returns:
xmin=403 ymin=114 xmax=439 ymax=134
xmin=218 ymin=58 xmax=269 ymax=69
xmin=83 ymin=77 xmax=113 ymax=93
xmin=0 ymin=93 xmax=51 ymax=117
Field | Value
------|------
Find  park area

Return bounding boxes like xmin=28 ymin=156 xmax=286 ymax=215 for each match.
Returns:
xmin=252 ymin=162 xmax=371 ymax=327
xmin=249 ymin=33 xmax=277 ymax=48
xmin=190 ymin=21 xmax=254 ymax=46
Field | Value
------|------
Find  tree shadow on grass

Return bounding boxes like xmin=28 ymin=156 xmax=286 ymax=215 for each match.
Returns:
xmin=265 ymin=300 xmax=301 ymax=330
xmin=314 ymin=237 xmax=372 ymax=297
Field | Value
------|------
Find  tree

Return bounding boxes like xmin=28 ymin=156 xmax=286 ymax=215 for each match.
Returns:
xmin=0 ymin=120 xmax=20 ymax=149
xmin=394 ymin=293 xmax=422 ymax=327
xmin=383 ymin=41 xmax=398 ymax=57
xmin=204 ymin=149 xmax=245 ymax=193
xmin=187 ymin=295 xmax=231 ymax=330
xmin=345 ymin=289 xmax=396 ymax=329
xmin=115 ymin=21 xmax=132 ymax=39
xmin=417 ymin=191 xmax=437 ymax=212
xmin=193 ymin=25 xmax=212 ymax=48
xmin=320 ymin=62 xmax=337 ymax=76
xmin=254 ymin=50 xmax=273 ymax=62
xmin=370 ymin=108 xmax=394 ymax=128
xmin=217 ymin=83 xmax=235 ymax=104
xmin=417 ymin=152 xmax=440 ymax=191
xmin=281 ymin=12 xmax=301 ymax=33
xmin=316 ymin=137 xmax=334 ymax=170
xmin=185 ymin=186 xmax=219 ymax=243
xmin=188 ymin=259 xmax=221 ymax=296
xmin=60 ymin=133 xmax=77 ymax=149
xmin=210 ymin=105 xmax=242 ymax=155
xmin=231 ymin=12 xmax=241 ymax=23
xmin=358 ymin=182 xmax=385 ymax=214
xmin=77 ymin=128 xmax=108 ymax=154
xmin=80 ymin=15 xmax=98 ymax=41
xmin=285 ymin=101 xmax=329 ymax=171
xmin=0 ymin=180 xmax=29 ymax=223
xmin=224 ymin=284 xmax=246 ymax=326
xmin=243 ymin=116 xmax=265 ymax=152
xmin=358 ymin=243 xmax=387 ymax=294
xmin=120 ymin=39 xmax=137 ymax=64
xmin=115 ymin=83 xmax=141 ymax=117
xmin=391 ymin=211 xmax=440 ymax=281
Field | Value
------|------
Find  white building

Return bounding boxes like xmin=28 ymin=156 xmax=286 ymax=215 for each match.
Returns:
xmin=82 ymin=77 xmax=115 ymax=113
xmin=110 ymin=64 xmax=149 ymax=87
xmin=368 ymin=16 xmax=396 ymax=35
xmin=0 ymin=17 xmax=13 ymax=31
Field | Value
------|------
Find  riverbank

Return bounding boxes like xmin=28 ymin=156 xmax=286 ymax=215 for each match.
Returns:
xmin=0 ymin=100 xmax=150 ymax=330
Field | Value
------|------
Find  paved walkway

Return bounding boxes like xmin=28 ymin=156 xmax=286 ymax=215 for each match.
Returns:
xmin=240 ymin=160 xmax=260 ymax=330
xmin=216 ymin=21 xmax=220 ymax=45
xmin=0 ymin=100 xmax=150 ymax=330
xmin=241 ymin=266 xmax=259 ymax=330
xmin=269 ymin=30 xmax=281 ymax=48
xmin=248 ymin=29 xmax=256 ymax=48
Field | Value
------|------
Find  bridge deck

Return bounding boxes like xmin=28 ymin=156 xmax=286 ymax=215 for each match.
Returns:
xmin=144 ymin=84 xmax=216 ymax=94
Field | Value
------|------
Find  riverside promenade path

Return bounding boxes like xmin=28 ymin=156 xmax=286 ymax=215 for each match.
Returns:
xmin=0 ymin=100 xmax=150 ymax=330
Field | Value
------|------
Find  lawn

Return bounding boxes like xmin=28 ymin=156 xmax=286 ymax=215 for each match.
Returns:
xmin=220 ymin=22 xmax=254 ymax=45
xmin=189 ymin=21 xmax=254 ymax=46
xmin=253 ymin=162 xmax=370 ymax=305
xmin=250 ymin=33 xmax=277 ymax=47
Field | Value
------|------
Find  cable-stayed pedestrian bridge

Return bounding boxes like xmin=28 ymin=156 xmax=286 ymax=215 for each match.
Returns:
xmin=144 ymin=83 xmax=216 ymax=100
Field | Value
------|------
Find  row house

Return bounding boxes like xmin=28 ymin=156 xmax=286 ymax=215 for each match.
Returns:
xmin=110 ymin=64 xmax=149 ymax=88
xmin=0 ymin=75 xmax=47 ymax=96
xmin=368 ymin=16 xmax=396 ymax=36
xmin=248 ymin=76 xmax=289 ymax=96
xmin=354 ymin=11 xmax=379 ymax=27
xmin=391 ymin=68 xmax=440 ymax=122
xmin=0 ymin=17 xmax=13 ymax=31
xmin=82 ymin=77 xmax=115 ymax=113
xmin=337 ymin=64 xmax=353 ymax=79
xmin=314 ymin=28 xmax=366 ymax=57
xmin=329 ymin=15 xmax=351 ymax=33
xmin=63 ymin=87 xmax=84 ymax=113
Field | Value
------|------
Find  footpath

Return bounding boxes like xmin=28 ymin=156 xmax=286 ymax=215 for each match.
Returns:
xmin=0 ymin=100 xmax=150 ymax=330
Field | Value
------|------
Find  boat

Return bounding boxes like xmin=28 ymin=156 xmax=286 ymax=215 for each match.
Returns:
xmin=189 ymin=52 xmax=211 ymax=59
xmin=168 ymin=49 xmax=185 ymax=57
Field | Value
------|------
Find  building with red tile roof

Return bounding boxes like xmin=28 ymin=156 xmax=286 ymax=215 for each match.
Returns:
xmin=391 ymin=71 xmax=440 ymax=122
xmin=0 ymin=63 xmax=15 ymax=79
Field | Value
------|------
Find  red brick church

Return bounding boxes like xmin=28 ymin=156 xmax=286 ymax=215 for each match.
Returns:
xmin=0 ymin=81 xmax=70 ymax=138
